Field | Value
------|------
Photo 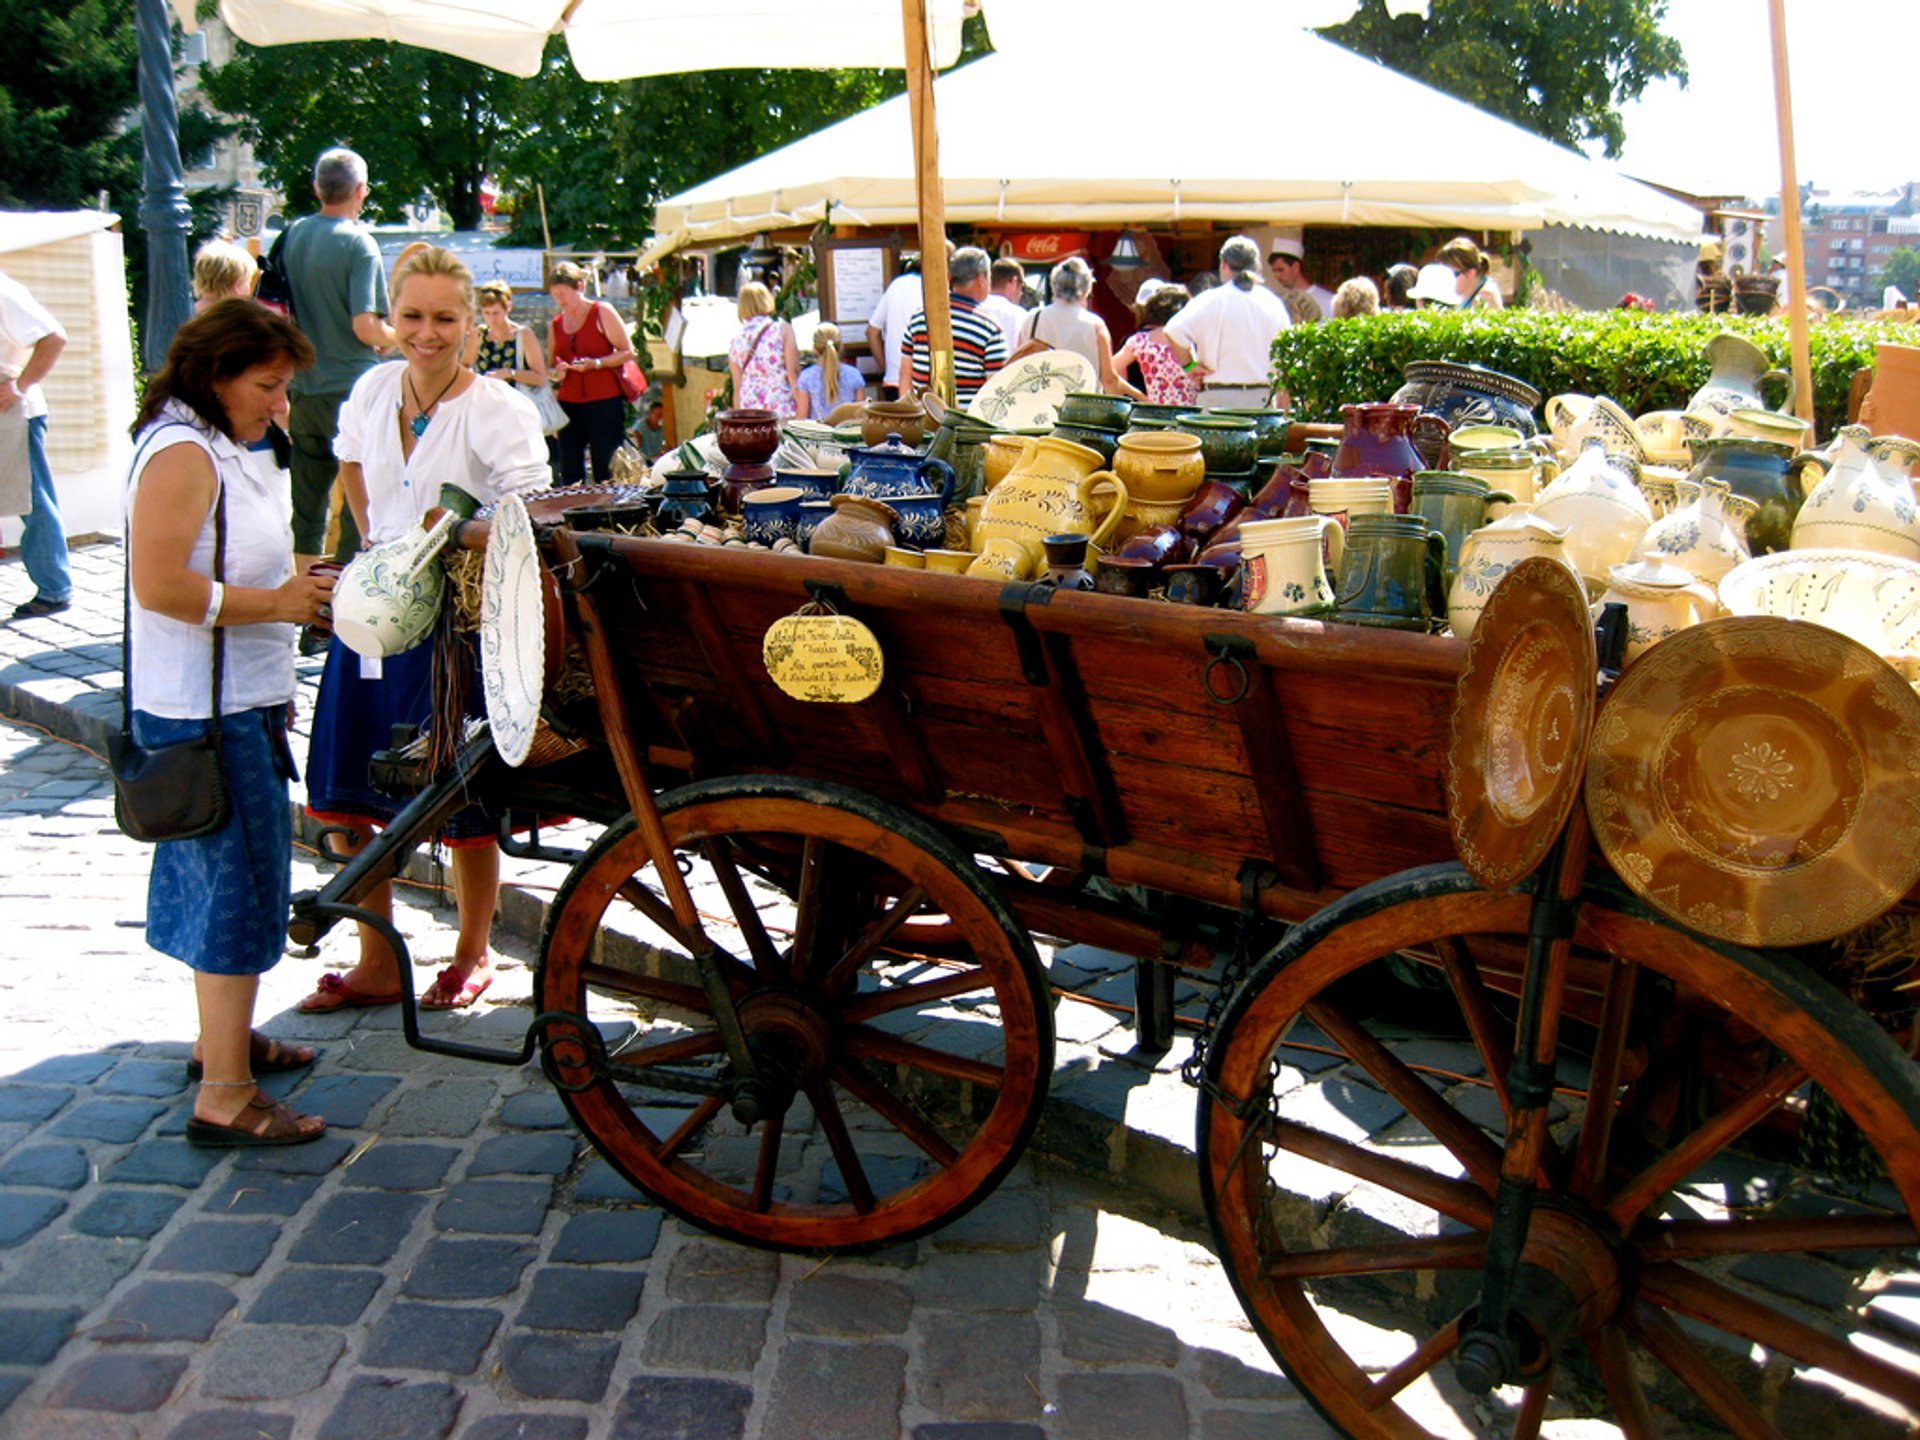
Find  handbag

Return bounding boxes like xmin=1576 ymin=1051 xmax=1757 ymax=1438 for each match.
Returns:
xmin=513 ymin=329 xmax=569 ymax=435
xmin=592 ymin=301 xmax=649 ymax=403
xmin=110 ymin=445 xmax=229 ymax=843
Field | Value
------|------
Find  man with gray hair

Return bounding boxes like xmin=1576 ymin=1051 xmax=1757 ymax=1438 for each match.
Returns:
xmin=900 ymin=246 xmax=1007 ymax=405
xmin=282 ymin=147 xmax=395 ymax=579
xmin=1163 ymin=235 xmax=1291 ymax=409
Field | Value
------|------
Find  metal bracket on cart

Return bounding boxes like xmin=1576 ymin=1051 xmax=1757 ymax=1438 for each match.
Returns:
xmin=1183 ymin=861 xmax=1279 ymax=1100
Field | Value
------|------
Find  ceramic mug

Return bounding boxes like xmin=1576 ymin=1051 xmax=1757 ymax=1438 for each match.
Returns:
xmin=1452 ymin=448 xmax=1539 ymax=505
xmin=1410 ymin=472 xmax=1517 ymax=579
xmin=1331 ymin=513 xmax=1449 ymax=631
xmin=740 ymin=485 xmax=805 ymax=547
xmin=1307 ymin=477 xmax=1396 ymax=525
xmin=1238 ymin=515 xmax=1346 ymax=617
xmin=795 ymin=500 xmax=834 ymax=549
xmin=774 ymin=467 xmax=841 ymax=502
xmin=1635 ymin=410 xmax=1691 ymax=458
xmin=923 ymin=548 xmax=974 ymax=574
xmin=1447 ymin=424 xmax=1526 ymax=455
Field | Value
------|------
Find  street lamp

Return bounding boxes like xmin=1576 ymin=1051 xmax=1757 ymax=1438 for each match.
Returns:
xmin=135 ymin=0 xmax=193 ymax=371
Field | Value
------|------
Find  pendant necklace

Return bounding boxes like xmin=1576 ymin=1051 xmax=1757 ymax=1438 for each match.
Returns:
xmin=402 ymin=369 xmax=461 ymax=439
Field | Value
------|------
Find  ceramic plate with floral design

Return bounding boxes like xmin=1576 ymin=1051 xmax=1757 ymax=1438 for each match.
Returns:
xmin=480 ymin=493 xmax=548 ymax=768
xmin=1584 ymin=616 xmax=1920 ymax=946
xmin=1717 ymin=547 xmax=1920 ymax=659
xmin=966 ymin=350 xmax=1095 ymax=430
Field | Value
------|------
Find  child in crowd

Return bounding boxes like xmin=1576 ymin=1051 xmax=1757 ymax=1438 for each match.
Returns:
xmin=794 ymin=323 xmax=866 ymax=420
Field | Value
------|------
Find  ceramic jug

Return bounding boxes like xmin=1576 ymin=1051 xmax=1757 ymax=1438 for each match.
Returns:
xmin=1792 ymin=424 xmax=1920 ymax=560
xmin=1684 ymin=435 xmax=1825 ymax=556
xmin=984 ymin=433 xmax=1035 ymax=491
xmin=1688 ymin=331 xmax=1794 ymax=421
xmin=1868 ymin=434 xmax=1920 ymax=481
xmin=1631 ymin=476 xmax=1750 ymax=585
xmin=1446 ymin=513 xmax=1576 ymax=641
xmin=333 ymin=510 xmax=456 ymax=659
xmin=975 ymin=435 xmax=1130 ymax=574
xmin=808 ymin=495 xmax=899 ymax=563
xmin=1331 ymin=403 xmax=1440 ymax=511
xmin=1597 ymin=559 xmax=1718 ymax=664
xmin=1529 ymin=438 xmax=1653 ymax=594
xmin=1544 ymin=394 xmax=1593 ymax=452
xmin=843 ymin=433 xmax=956 ymax=510
xmin=1410 ymin=471 xmax=1517 ymax=580
xmin=1331 ymin=513 xmax=1448 ymax=631
xmin=1238 ymin=515 xmax=1346 ymax=617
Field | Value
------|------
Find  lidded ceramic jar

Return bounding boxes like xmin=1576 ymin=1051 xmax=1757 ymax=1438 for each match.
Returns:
xmin=1530 ymin=438 xmax=1653 ymax=595
xmin=1597 ymin=559 xmax=1718 ymax=664
xmin=1792 ymin=424 xmax=1920 ymax=560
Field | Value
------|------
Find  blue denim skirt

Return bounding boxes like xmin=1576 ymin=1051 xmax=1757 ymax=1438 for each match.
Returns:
xmin=135 ymin=705 xmax=294 ymax=976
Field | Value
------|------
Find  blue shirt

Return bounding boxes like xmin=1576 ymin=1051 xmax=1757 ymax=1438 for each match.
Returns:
xmin=796 ymin=361 xmax=866 ymax=418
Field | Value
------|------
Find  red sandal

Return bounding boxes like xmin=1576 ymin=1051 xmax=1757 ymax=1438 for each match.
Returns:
xmin=420 ymin=966 xmax=493 ymax=1011
xmin=296 ymin=972 xmax=403 ymax=1013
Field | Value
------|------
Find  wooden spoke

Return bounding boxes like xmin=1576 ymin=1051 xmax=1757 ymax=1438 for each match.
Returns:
xmin=701 ymin=838 xmax=785 ymax=975
xmin=1604 ymin=1058 xmax=1808 ymax=1230
xmin=613 ymin=1030 xmax=723 ymax=1070
xmin=1304 ymin=998 xmax=1505 ymax=1192
xmin=1264 ymin=1116 xmax=1495 ymax=1229
xmin=1264 ymin=1233 xmax=1485 ymax=1280
xmin=808 ymin=1081 xmax=874 ymax=1214
xmin=820 ymin=885 xmax=930 ymax=994
xmin=1362 ymin=1314 xmax=1462 ymax=1410
xmin=833 ymin=1056 xmax=960 ymax=1168
xmin=786 ymin=835 xmax=829 ymax=984
xmin=1509 ymin=1381 xmax=1549 ymax=1440
xmin=1585 ymin=1324 xmax=1660 ymax=1440
xmin=580 ymin=963 xmax=709 ymax=1013
xmin=1639 ymin=1212 xmax=1920 ymax=1261
xmin=840 ymin=964 xmax=1001 ymax=1023
xmin=1567 ymin=956 xmax=1639 ymax=1200
xmin=1434 ymin=936 xmax=1514 ymax=1118
xmin=615 ymin=879 xmax=756 ymax=989
xmin=656 ymin=1095 xmax=725 ymax=1164
xmin=844 ymin=1027 xmax=1005 ymax=1089
xmin=751 ymin=1111 xmax=785 ymax=1213
xmin=1622 ymin=1302 xmax=1783 ymax=1440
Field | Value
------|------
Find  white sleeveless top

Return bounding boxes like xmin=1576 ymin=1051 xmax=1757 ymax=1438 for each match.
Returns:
xmin=126 ymin=402 xmax=296 ymax=718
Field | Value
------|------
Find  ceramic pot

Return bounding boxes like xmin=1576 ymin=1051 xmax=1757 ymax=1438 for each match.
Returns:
xmin=1331 ymin=513 xmax=1448 ymax=631
xmin=1057 ymin=392 xmax=1133 ymax=430
xmin=654 ymin=471 xmax=718 ymax=530
xmin=1210 ymin=408 xmax=1291 ymax=460
xmin=1731 ymin=272 xmax=1780 ymax=316
xmin=1529 ymin=438 xmax=1653 ymax=593
xmin=808 ymin=495 xmax=899 ymax=563
xmin=1131 ymin=402 xmax=1200 ymax=427
xmin=1392 ymin=360 xmax=1542 ymax=444
xmin=775 ymin=467 xmax=841 ymax=502
xmin=715 ymin=408 xmax=781 ymax=466
xmin=1860 ymin=342 xmax=1920 ymax=444
xmin=1050 ymin=422 xmax=1122 ymax=467
xmin=741 ymin=486 xmax=806 ymax=547
xmin=1793 ymin=424 xmax=1920 ymax=559
xmin=1410 ymin=471 xmax=1517 ymax=580
xmin=1689 ymin=331 xmax=1794 ymax=421
xmin=886 ymin=490 xmax=951 ymax=550
xmin=859 ymin=399 xmax=928 ymax=448
xmin=1685 ymin=435 xmax=1824 ymax=556
xmin=844 ymin=434 xmax=956 ymax=510
xmin=1238 ymin=515 xmax=1345 ymax=617
xmin=332 ymin=511 xmax=455 ymax=659
xmin=1631 ymin=476 xmax=1750 ymax=584
xmin=1038 ymin=533 xmax=1097 ymax=591
xmin=1175 ymin=479 xmax=1248 ymax=548
xmin=1177 ymin=415 xmax=1260 ymax=475
xmin=1597 ymin=559 xmax=1718 ymax=663
xmin=1447 ymin=513 xmax=1576 ymax=641
xmin=1113 ymin=431 xmax=1207 ymax=502
xmin=1330 ymin=402 xmax=1437 ymax=510
xmin=1447 ymin=424 xmax=1526 ymax=456
xmin=1634 ymin=410 xmax=1692 ymax=462
xmin=975 ymin=435 xmax=1130 ymax=573
xmin=1094 ymin=556 xmax=1157 ymax=598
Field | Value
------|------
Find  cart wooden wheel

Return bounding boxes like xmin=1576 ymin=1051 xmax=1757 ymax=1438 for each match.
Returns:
xmin=1199 ymin=862 xmax=1920 ymax=1439
xmin=536 ymin=775 xmax=1053 ymax=1252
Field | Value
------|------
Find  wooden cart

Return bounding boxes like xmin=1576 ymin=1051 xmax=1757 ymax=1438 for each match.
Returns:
xmin=296 ymin=523 xmax=1920 ymax=1440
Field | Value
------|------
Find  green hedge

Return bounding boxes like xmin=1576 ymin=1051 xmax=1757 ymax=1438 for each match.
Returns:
xmin=1272 ymin=311 xmax=1918 ymax=438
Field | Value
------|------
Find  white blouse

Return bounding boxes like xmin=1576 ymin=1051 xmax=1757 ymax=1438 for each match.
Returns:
xmin=127 ymin=402 xmax=295 ymax=718
xmin=335 ymin=363 xmax=549 ymax=545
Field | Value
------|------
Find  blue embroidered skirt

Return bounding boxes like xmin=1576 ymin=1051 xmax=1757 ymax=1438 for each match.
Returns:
xmin=135 ymin=705 xmax=294 ymax=976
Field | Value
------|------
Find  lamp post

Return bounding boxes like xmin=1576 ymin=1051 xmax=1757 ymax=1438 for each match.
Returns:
xmin=135 ymin=0 xmax=193 ymax=371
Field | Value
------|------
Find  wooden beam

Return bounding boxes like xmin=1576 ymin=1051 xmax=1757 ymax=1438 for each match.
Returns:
xmin=1768 ymin=0 xmax=1815 ymax=430
xmin=900 ymin=0 xmax=954 ymax=405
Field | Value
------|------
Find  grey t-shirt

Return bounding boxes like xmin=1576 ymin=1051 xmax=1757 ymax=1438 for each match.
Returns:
xmin=283 ymin=215 xmax=388 ymax=396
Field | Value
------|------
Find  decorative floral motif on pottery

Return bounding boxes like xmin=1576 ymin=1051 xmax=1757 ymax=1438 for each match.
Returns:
xmin=1728 ymin=741 xmax=1795 ymax=801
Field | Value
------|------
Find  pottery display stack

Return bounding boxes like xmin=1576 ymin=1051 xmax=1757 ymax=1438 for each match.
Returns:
xmin=1050 ymin=393 xmax=1132 ymax=467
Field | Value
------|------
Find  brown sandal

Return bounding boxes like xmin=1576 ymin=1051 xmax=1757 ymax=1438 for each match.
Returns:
xmin=185 ymin=1093 xmax=327 ymax=1148
xmin=185 ymin=1032 xmax=318 ymax=1082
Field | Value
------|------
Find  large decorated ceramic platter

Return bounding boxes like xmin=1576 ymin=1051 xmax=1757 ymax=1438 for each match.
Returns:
xmin=1584 ymin=615 xmax=1920 ymax=946
xmin=1447 ymin=558 xmax=1597 ymax=890
xmin=479 ymin=493 xmax=552 ymax=768
xmin=1717 ymin=547 xmax=1920 ymax=659
xmin=967 ymin=349 xmax=1095 ymax=430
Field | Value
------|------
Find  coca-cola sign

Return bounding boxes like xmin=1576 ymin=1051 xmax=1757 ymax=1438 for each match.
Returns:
xmin=1003 ymin=232 xmax=1090 ymax=261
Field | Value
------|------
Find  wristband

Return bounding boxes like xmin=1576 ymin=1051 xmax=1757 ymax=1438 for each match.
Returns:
xmin=201 ymin=581 xmax=224 ymax=628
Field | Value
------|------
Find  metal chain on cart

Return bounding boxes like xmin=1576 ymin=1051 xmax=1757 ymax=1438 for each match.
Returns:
xmin=1797 ymin=917 xmax=1920 ymax=1190
xmin=1181 ymin=863 xmax=1279 ymax=1103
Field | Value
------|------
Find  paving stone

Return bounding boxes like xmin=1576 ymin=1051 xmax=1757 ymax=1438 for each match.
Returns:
xmin=288 ymin=1191 xmax=427 ymax=1265
xmin=44 ymin=1353 xmax=190 ymax=1413
xmin=293 ymin=1073 xmax=401 ymax=1129
xmin=786 ymin=1273 xmax=913 ymax=1337
xmin=96 ymin=1060 xmax=190 ymax=1099
xmin=639 ymin=1304 xmax=768 ymax=1370
xmin=0 ymin=1374 xmax=30 ymax=1420
xmin=571 ymin=1158 xmax=645 ymax=1202
xmin=1198 ymin=1348 xmax=1296 ymax=1401
xmin=763 ymin=1338 xmax=905 ymax=1440
xmin=70 ymin=1187 xmax=185 ymax=1239
xmin=1868 ymin=1289 xmax=1920 ymax=1346
xmin=501 ymin=1332 xmax=620 ymax=1403
xmin=247 ymin=1266 xmax=386 ymax=1326
xmin=152 ymin=1219 xmax=282 ymax=1276
xmin=517 ymin=1266 xmax=646 ymax=1332
xmin=382 ymin=1079 xmax=496 ymax=1138
xmin=549 ymin=1209 xmax=661 ymax=1264
xmin=200 ymin=1326 xmax=346 ymax=1400
xmin=1200 ymin=1409 xmax=1339 ymax=1440
xmin=1273 ymin=1075 xmax=1405 ymax=1142
xmin=608 ymin=1376 xmax=753 ymax=1440
xmin=318 ymin=1375 xmax=463 ymax=1440
xmin=469 ymin=1133 xmax=577 ymax=1176
xmin=230 ymin=1133 xmax=355 ymax=1175
xmin=1056 ymin=1299 xmax=1181 ymax=1367
xmin=94 ymin=1280 xmax=235 ymax=1343
xmin=0 ymin=1086 xmax=74 ymax=1123
xmin=433 ymin=1179 xmax=552 ymax=1236
xmin=341 ymin=1142 xmax=459 ymax=1192
xmin=0 ymin=1191 xmax=64 ymax=1246
xmin=163 ymin=1414 xmax=295 ymax=1440
xmin=916 ymin=1313 xmax=1043 ymax=1419
xmin=48 ymin=1099 xmax=165 ymax=1144
xmin=107 ymin=1140 xmax=221 ymax=1188
xmin=0 ymin=1143 xmax=89 ymax=1190
xmin=1055 ymin=1371 xmax=1187 ymax=1440
xmin=403 ymin=1239 xmax=539 ymax=1300
xmin=202 ymin=1170 xmax=325 ymax=1216
xmin=913 ymin=1428 xmax=1047 ymax=1440
xmin=462 ymin=1419 xmax=589 ymax=1440
xmin=362 ymin=1302 xmax=502 ymax=1374
xmin=911 ymin=1249 xmax=1044 ymax=1311
xmin=13 ymin=1055 xmax=114 ymax=1085
xmin=497 ymin=1091 xmax=571 ymax=1129
xmin=666 ymin=1239 xmax=780 ymax=1303
xmin=0 ymin=1306 xmax=82 ymax=1364
xmin=0 ymin=1234 xmax=142 ymax=1303
xmin=1729 ymin=1253 xmax=1856 ymax=1310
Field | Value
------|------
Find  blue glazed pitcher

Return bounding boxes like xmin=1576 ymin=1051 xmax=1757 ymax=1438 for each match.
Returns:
xmin=843 ymin=433 xmax=956 ymax=512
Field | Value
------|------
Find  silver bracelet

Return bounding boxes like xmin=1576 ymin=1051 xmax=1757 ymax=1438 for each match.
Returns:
xmin=201 ymin=581 xmax=224 ymax=627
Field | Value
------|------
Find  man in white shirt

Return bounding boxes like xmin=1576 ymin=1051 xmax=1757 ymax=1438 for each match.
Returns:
xmin=0 ymin=270 xmax=71 ymax=619
xmin=1162 ymin=236 xmax=1291 ymax=410
xmin=978 ymin=259 xmax=1030 ymax=357
xmin=1267 ymin=238 xmax=1337 ymax=323
xmin=866 ymin=269 xmax=925 ymax=401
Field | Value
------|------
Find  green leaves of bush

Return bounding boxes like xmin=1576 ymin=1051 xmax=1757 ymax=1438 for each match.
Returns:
xmin=1273 ymin=311 xmax=1914 ymax=436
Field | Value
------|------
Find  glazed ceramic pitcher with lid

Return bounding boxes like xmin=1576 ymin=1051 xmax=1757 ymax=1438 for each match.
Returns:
xmin=843 ymin=433 xmax=956 ymax=508
xmin=973 ymin=434 xmax=1130 ymax=575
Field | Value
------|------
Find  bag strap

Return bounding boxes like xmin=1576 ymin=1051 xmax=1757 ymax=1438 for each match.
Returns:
xmin=121 ymin=424 xmax=228 ymax=737
xmin=513 ymin=326 xmax=524 ymax=376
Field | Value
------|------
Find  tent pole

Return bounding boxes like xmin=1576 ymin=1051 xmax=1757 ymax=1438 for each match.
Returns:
xmin=901 ymin=0 xmax=953 ymax=404
xmin=135 ymin=0 xmax=193 ymax=370
xmin=1768 ymin=0 xmax=1815 ymax=431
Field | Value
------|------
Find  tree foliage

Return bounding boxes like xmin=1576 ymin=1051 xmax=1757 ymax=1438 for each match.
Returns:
xmin=1319 ymin=0 xmax=1687 ymax=158
xmin=1879 ymin=248 xmax=1920 ymax=301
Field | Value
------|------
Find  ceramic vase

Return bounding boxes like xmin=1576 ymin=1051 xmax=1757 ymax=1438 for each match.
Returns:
xmin=1792 ymin=424 xmax=1920 ymax=560
xmin=1630 ymin=476 xmax=1749 ymax=585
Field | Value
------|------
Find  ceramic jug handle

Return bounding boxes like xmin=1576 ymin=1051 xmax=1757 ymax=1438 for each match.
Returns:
xmin=1788 ymin=449 xmax=1828 ymax=496
xmin=1081 ymin=471 xmax=1131 ymax=551
xmin=1422 ymin=530 xmax=1449 ymax=624
xmin=1411 ymin=414 xmax=1452 ymax=470
xmin=403 ymin=508 xmax=459 ymax=583
xmin=1315 ymin=513 xmax=1346 ymax=574
xmin=917 ymin=457 xmax=957 ymax=510
xmin=1760 ymin=368 xmax=1796 ymax=412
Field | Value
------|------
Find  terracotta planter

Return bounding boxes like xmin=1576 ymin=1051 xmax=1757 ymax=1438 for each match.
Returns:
xmin=1862 ymin=343 xmax=1920 ymax=446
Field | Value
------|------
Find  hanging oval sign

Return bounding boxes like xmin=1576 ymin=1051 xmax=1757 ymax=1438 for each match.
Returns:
xmin=763 ymin=612 xmax=884 ymax=703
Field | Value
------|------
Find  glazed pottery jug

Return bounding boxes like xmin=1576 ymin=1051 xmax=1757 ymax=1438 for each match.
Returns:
xmin=1411 ymin=472 xmax=1517 ymax=580
xmin=808 ymin=495 xmax=899 ymax=563
xmin=975 ymin=435 xmax=1130 ymax=573
xmin=1331 ymin=403 xmax=1437 ymax=511
xmin=1631 ymin=476 xmax=1750 ymax=585
xmin=1597 ymin=560 xmax=1718 ymax=663
xmin=741 ymin=486 xmax=805 ymax=547
xmin=966 ymin=536 xmax=1033 ymax=581
xmin=1793 ymin=425 xmax=1920 ymax=560
xmin=984 ymin=434 xmax=1035 ymax=491
xmin=1392 ymin=360 xmax=1542 ymax=445
xmin=1688 ymin=331 xmax=1794 ymax=421
xmin=1238 ymin=515 xmax=1346 ymax=617
xmin=1685 ymin=435 xmax=1824 ymax=556
xmin=1331 ymin=513 xmax=1448 ymax=631
xmin=1038 ymin=533 xmax=1097 ymax=591
xmin=1868 ymin=434 xmax=1920 ymax=480
xmin=844 ymin=433 xmax=956 ymax=510
xmin=1446 ymin=513 xmax=1575 ymax=641
xmin=333 ymin=510 xmax=455 ymax=659
xmin=1529 ymin=438 xmax=1653 ymax=594
xmin=1112 ymin=431 xmax=1206 ymax=502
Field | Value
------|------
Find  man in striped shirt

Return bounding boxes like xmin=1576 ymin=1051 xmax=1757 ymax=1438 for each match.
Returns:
xmin=900 ymin=247 xmax=1007 ymax=405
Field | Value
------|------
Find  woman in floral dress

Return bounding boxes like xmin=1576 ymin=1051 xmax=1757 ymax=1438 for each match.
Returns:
xmin=1112 ymin=283 xmax=1200 ymax=406
xmin=728 ymin=282 xmax=800 ymax=417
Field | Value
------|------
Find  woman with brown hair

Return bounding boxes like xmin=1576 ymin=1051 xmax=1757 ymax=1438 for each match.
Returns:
xmin=1438 ymin=236 xmax=1505 ymax=310
xmin=728 ymin=281 xmax=800 ymax=418
xmin=547 ymin=260 xmax=635 ymax=482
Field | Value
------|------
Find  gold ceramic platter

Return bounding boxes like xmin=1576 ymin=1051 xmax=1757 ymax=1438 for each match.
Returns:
xmin=1447 ymin=558 xmax=1598 ymax=890
xmin=1584 ymin=615 xmax=1920 ymax=946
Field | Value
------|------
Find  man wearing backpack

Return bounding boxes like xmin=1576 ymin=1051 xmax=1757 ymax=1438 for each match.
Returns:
xmin=280 ymin=147 xmax=394 ymax=576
